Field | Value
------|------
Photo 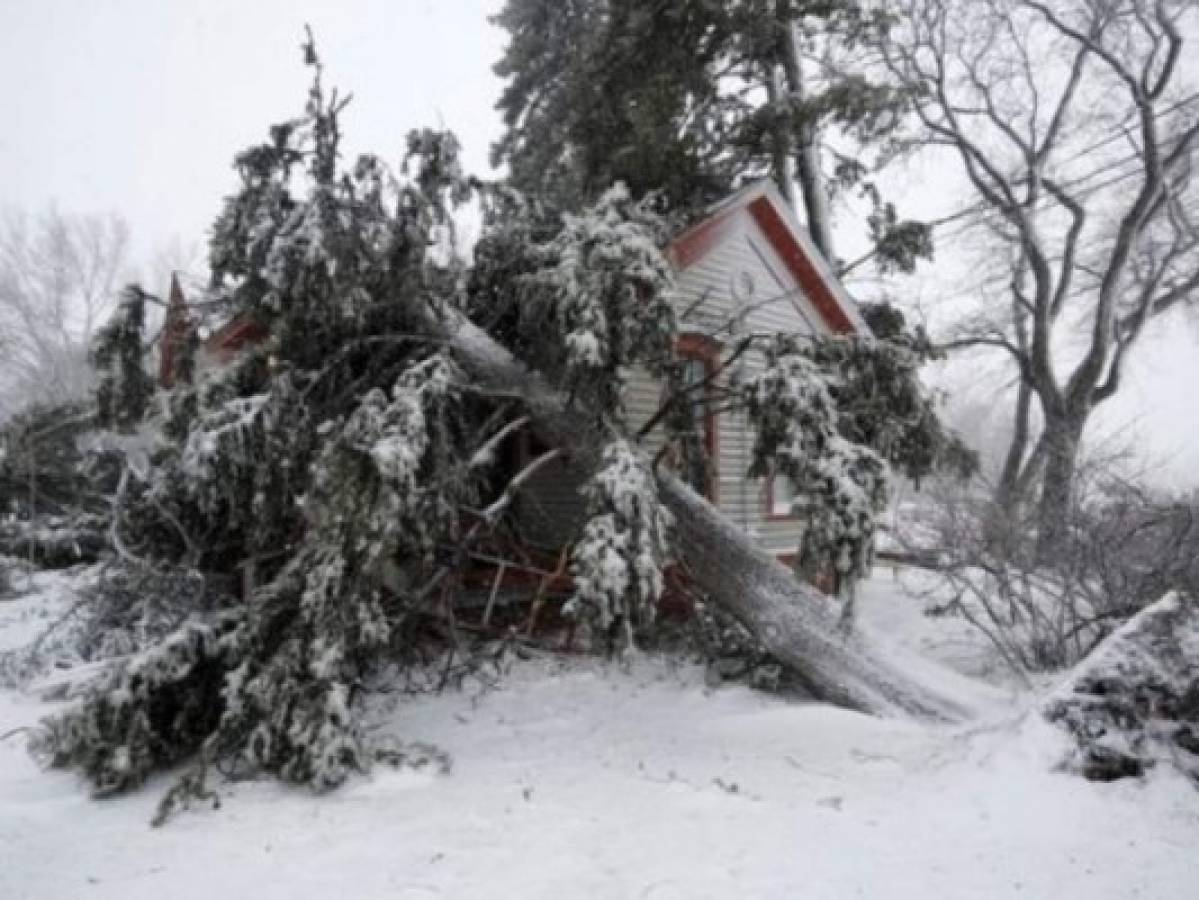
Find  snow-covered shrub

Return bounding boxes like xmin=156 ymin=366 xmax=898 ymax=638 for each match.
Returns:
xmin=568 ymin=440 xmax=672 ymax=648
xmin=0 ymin=401 xmax=117 ymax=568
xmin=1045 ymin=592 xmax=1199 ymax=784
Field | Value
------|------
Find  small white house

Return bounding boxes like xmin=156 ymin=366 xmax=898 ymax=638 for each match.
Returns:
xmin=515 ymin=180 xmax=870 ymax=564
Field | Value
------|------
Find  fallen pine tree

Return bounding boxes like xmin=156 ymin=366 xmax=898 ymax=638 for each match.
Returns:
xmin=26 ymin=39 xmax=976 ymax=820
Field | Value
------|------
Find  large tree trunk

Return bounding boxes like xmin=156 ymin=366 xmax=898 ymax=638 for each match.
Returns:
xmin=778 ymin=14 xmax=835 ymax=260
xmin=987 ymin=378 xmax=1037 ymax=556
xmin=764 ymin=67 xmax=797 ymax=211
xmin=661 ymin=477 xmax=979 ymax=720
xmin=430 ymin=309 xmax=981 ymax=722
xmin=994 ymin=379 xmax=1034 ymax=516
xmin=1035 ymin=412 xmax=1085 ymax=562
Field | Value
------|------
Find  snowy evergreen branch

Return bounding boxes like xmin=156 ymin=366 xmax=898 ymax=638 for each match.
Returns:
xmin=568 ymin=440 xmax=673 ymax=647
xmin=480 ymin=183 xmax=678 ymax=417
xmin=743 ymin=335 xmax=887 ymax=593
xmin=90 ymin=287 xmax=154 ymax=434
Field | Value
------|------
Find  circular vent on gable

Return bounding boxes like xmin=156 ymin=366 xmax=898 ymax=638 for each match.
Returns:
xmin=731 ymin=269 xmax=756 ymax=303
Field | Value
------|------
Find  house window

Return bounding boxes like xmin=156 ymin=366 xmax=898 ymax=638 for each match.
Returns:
xmin=767 ymin=471 xmax=800 ymax=518
xmin=674 ymin=334 xmax=720 ymax=501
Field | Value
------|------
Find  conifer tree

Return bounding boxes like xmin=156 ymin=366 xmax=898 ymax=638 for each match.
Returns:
xmin=492 ymin=0 xmax=931 ymax=271
xmin=90 ymin=288 xmax=154 ymax=433
xmin=0 ymin=401 xmax=113 ymax=566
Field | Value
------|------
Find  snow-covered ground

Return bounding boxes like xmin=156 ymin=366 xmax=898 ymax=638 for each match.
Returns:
xmin=1 ymin=568 xmax=1196 ymax=899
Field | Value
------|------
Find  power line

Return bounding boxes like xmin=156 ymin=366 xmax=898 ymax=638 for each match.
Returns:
xmin=946 ymin=165 xmax=1197 ymax=308
xmin=928 ymin=92 xmax=1199 ymax=242
xmin=1047 ymin=92 xmax=1199 ymax=169
xmin=936 ymin=151 xmax=1171 ymax=246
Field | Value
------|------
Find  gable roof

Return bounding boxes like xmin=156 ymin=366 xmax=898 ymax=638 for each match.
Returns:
xmin=205 ymin=315 xmax=270 ymax=358
xmin=666 ymin=180 xmax=867 ymax=336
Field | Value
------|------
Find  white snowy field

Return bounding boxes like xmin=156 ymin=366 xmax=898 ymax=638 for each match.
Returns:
xmin=1 ymin=569 xmax=1197 ymax=899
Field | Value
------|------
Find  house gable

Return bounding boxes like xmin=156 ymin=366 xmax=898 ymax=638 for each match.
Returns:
xmin=622 ymin=180 xmax=868 ymax=559
xmin=667 ymin=180 xmax=865 ymax=339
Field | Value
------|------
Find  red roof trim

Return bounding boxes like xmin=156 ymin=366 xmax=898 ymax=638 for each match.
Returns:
xmin=667 ymin=186 xmax=859 ymax=337
xmin=207 ymin=317 xmax=269 ymax=355
xmin=675 ymin=333 xmax=722 ymax=505
xmin=745 ymin=196 xmax=855 ymax=335
xmin=667 ymin=207 xmax=738 ymax=270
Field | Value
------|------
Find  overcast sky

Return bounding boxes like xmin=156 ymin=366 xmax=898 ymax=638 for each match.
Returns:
xmin=0 ymin=0 xmax=505 ymax=263
xmin=1 ymin=0 xmax=1196 ymax=487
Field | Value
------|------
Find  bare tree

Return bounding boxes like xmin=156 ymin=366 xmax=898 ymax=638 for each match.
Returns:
xmin=880 ymin=0 xmax=1199 ymax=556
xmin=0 ymin=209 xmax=131 ymax=417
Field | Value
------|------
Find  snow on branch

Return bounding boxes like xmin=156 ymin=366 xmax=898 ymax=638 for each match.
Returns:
xmin=743 ymin=336 xmax=887 ymax=590
xmin=521 ymin=184 xmax=677 ymax=413
xmin=567 ymin=440 xmax=673 ymax=644
xmin=310 ymin=352 xmax=466 ymax=572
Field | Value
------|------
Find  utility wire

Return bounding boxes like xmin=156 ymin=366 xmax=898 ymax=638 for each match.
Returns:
xmin=927 ymin=92 xmax=1199 ymax=242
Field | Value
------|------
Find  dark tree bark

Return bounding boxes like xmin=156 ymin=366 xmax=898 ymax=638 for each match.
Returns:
xmin=994 ymin=379 xmax=1034 ymax=516
xmin=1034 ymin=412 xmax=1085 ymax=563
xmin=765 ymin=67 xmax=799 ymax=212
